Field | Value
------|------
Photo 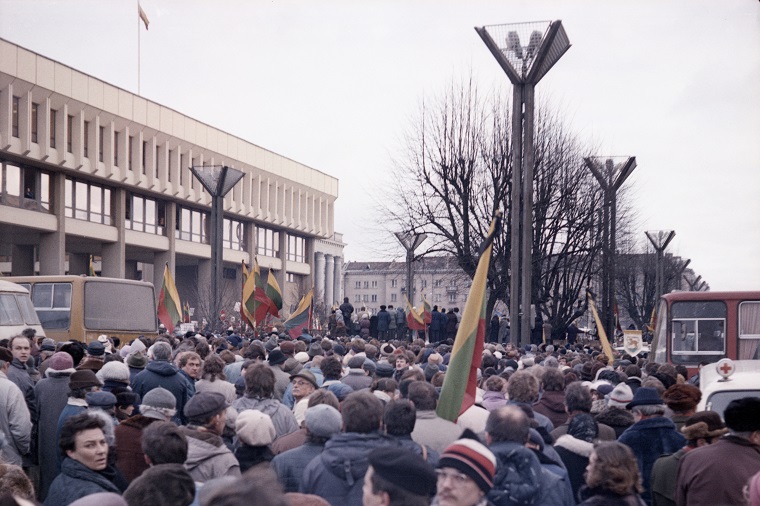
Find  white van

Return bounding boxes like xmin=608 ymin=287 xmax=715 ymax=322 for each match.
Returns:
xmin=0 ymin=279 xmax=46 ymax=340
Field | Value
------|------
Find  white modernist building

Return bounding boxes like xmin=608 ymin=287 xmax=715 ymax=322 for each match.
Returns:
xmin=0 ymin=38 xmax=344 ymax=317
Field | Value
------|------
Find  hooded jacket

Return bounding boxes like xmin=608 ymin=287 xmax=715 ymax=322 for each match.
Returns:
xmin=131 ymin=360 xmax=190 ymax=424
xmin=618 ymin=416 xmax=686 ymax=505
xmin=44 ymin=458 xmax=121 ymax=506
xmin=180 ymin=426 xmax=241 ymax=482
xmin=232 ymin=396 xmax=298 ymax=439
xmin=533 ymin=390 xmax=568 ymax=428
xmin=300 ymin=432 xmax=394 ymax=506
xmin=554 ymin=434 xmax=595 ymax=501
xmin=488 ymin=440 xmax=574 ymax=506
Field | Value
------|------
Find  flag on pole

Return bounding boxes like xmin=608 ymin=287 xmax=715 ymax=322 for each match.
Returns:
xmin=138 ymin=4 xmax=150 ymax=30
xmin=240 ymin=260 xmax=251 ymax=326
xmin=266 ymin=271 xmax=283 ymax=318
xmin=405 ymin=296 xmax=426 ymax=331
xmin=437 ymin=213 xmax=501 ymax=422
xmin=284 ymin=290 xmax=313 ymax=339
xmin=421 ymin=296 xmax=432 ymax=325
xmin=243 ymin=258 xmax=274 ymax=326
xmin=183 ymin=301 xmax=191 ymax=323
xmin=89 ymin=255 xmax=98 ymax=277
xmin=157 ymin=263 xmax=182 ymax=333
xmin=587 ymin=289 xmax=615 ymax=363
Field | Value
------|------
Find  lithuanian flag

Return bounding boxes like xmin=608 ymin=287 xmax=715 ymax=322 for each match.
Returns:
xmin=421 ymin=296 xmax=432 ymax=324
xmin=587 ymin=289 xmax=615 ymax=363
xmin=182 ymin=301 xmax=191 ymax=323
xmin=241 ymin=260 xmax=251 ymax=326
xmin=242 ymin=258 xmax=274 ymax=326
xmin=157 ymin=263 xmax=182 ymax=333
xmin=266 ymin=271 xmax=283 ymax=318
xmin=405 ymin=296 xmax=426 ymax=331
xmin=284 ymin=289 xmax=313 ymax=339
xmin=437 ymin=213 xmax=500 ymax=422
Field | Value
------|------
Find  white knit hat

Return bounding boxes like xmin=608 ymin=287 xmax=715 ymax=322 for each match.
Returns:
xmin=235 ymin=410 xmax=276 ymax=446
xmin=607 ymin=383 xmax=634 ymax=409
xmin=96 ymin=361 xmax=131 ymax=384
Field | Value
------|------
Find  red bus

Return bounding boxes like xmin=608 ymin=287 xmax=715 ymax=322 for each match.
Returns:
xmin=651 ymin=291 xmax=760 ymax=370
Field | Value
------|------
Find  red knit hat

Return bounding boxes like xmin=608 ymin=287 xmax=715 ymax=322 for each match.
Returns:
xmin=438 ymin=439 xmax=497 ymax=494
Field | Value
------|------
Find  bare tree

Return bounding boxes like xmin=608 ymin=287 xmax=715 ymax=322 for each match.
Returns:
xmin=385 ymin=75 xmax=613 ymax=339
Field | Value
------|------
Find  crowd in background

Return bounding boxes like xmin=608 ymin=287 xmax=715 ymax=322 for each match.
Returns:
xmin=0 ymin=320 xmax=759 ymax=506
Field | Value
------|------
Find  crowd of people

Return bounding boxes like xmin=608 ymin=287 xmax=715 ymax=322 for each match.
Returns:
xmin=0 ymin=321 xmax=759 ymax=506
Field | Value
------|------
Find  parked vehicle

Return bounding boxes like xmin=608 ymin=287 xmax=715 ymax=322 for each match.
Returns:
xmin=0 ymin=279 xmax=46 ymax=340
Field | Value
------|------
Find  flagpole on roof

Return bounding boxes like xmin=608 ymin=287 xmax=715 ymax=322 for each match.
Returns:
xmin=137 ymin=0 xmax=140 ymax=95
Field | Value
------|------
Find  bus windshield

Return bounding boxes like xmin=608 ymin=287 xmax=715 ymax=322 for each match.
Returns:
xmin=671 ymin=300 xmax=726 ymax=365
xmin=84 ymin=281 xmax=156 ymax=332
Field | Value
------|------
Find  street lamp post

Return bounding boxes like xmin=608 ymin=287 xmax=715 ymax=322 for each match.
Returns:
xmin=395 ymin=231 xmax=427 ymax=308
xmin=584 ymin=157 xmax=637 ymax=338
xmin=646 ymin=230 xmax=676 ymax=302
xmin=476 ymin=20 xmax=571 ymax=346
xmin=190 ymin=164 xmax=245 ymax=331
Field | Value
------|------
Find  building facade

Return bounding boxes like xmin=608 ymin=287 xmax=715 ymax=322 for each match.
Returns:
xmin=0 ymin=38 xmax=344 ymax=320
xmin=342 ymin=256 xmax=472 ymax=316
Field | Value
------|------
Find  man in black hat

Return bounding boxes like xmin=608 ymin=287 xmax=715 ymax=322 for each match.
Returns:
xmin=179 ymin=391 xmax=240 ymax=482
xmin=362 ymin=445 xmax=436 ymax=506
xmin=676 ymin=397 xmax=760 ymax=506
xmin=77 ymin=341 xmax=106 ymax=373
xmin=618 ymin=387 xmax=685 ymax=504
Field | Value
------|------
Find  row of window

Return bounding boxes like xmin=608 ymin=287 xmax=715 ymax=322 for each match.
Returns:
xmin=351 ymin=292 xmax=462 ymax=304
xmin=354 ymin=279 xmax=464 ymax=290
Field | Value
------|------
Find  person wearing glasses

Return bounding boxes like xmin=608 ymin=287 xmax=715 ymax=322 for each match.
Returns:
xmin=432 ymin=438 xmax=496 ymax=506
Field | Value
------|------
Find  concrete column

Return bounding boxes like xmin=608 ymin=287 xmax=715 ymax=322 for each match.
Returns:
xmin=102 ymin=188 xmax=126 ymax=278
xmin=315 ymin=251 xmax=325 ymax=304
xmin=39 ymin=172 xmax=66 ymax=275
xmin=333 ymin=255 xmax=343 ymax=305
xmin=304 ymin=237 xmax=315 ymax=298
xmin=11 ymin=245 xmax=34 ymax=275
xmin=324 ymin=254 xmax=334 ymax=308
xmin=277 ymin=232 xmax=288 ymax=302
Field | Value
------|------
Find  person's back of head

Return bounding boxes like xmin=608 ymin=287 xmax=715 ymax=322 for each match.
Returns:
xmin=486 ymin=405 xmax=530 ymax=444
xmin=564 ymin=381 xmax=592 ymax=413
xmin=723 ymin=397 xmax=760 ymax=436
xmin=151 ymin=342 xmax=172 ymax=361
xmin=244 ymin=363 xmax=275 ymax=398
xmin=507 ymin=371 xmax=540 ymax=403
xmin=341 ymin=391 xmax=384 ymax=434
xmin=383 ymin=400 xmax=416 ymax=436
xmin=141 ymin=421 xmax=188 ymax=465
xmin=407 ymin=381 xmax=437 ymax=411
xmin=541 ymin=368 xmax=564 ymax=392
xmin=320 ymin=356 xmax=343 ymax=381
xmin=123 ymin=464 xmax=195 ymax=506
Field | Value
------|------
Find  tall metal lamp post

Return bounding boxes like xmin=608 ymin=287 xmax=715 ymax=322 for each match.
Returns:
xmin=190 ymin=165 xmax=245 ymax=330
xmin=584 ymin=157 xmax=637 ymax=338
xmin=476 ymin=20 xmax=571 ymax=346
xmin=395 ymin=231 xmax=427 ymax=307
xmin=646 ymin=230 xmax=676 ymax=302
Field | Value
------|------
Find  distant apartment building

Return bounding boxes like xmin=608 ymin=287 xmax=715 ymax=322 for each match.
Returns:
xmin=343 ymin=256 xmax=472 ymax=315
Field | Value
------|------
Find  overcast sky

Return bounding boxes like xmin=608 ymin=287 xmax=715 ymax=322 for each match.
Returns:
xmin=1 ymin=0 xmax=758 ymax=290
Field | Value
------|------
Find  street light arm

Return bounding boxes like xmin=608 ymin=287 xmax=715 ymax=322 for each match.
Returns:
xmin=583 ymin=158 xmax=610 ymax=190
xmin=612 ymin=157 xmax=637 ymax=191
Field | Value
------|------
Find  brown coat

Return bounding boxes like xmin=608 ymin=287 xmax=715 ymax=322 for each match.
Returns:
xmin=114 ymin=415 xmax=160 ymax=483
xmin=533 ymin=390 xmax=568 ymax=428
xmin=676 ymin=435 xmax=760 ymax=506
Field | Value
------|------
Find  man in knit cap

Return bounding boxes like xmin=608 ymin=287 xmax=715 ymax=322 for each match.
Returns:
xmin=433 ymin=438 xmax=496 ymax=506
xmin=272 ymin=403 xmax=342 ymax=492
xmin=114 ymin=387 xmax=177 ymax=483
xmin=35 ymin=350 xmax=77 ymax=500
xmin=363 ymin=445 xmax=436 ymax=506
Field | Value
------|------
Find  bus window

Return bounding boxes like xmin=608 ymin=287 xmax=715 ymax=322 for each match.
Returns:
xmin=671 ymin=301 xmax=726 ymax=364
xmin=0 ymin=294 xmax=24 ymax=325
xmin=84 ymin=281 xmax=156 ymax=332
xmin=739 ymin=301 xmax=760 ymax=360
xmin=32 ymin=283 xmax=72 ymax=329
xmin=16 ymin=294 xmax=41 ymax=325
xmin=653 ymin=299 xmax=668 ymax=363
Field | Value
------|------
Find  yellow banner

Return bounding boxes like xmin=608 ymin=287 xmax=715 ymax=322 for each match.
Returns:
xmin=587 ymin=293 xmax=615 ymax=363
